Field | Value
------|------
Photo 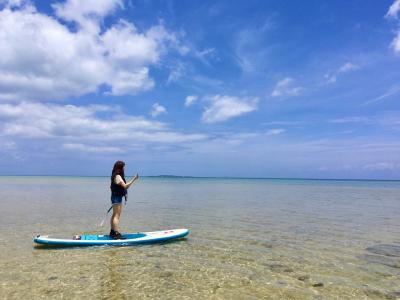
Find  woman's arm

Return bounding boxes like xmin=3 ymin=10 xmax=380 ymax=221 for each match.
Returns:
xmin=116 ymin=174 xmax=139 ymax=189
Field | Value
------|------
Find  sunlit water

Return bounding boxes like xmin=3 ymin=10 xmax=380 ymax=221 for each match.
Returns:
xmin=1 ymin=176 xmax=399 ymax=299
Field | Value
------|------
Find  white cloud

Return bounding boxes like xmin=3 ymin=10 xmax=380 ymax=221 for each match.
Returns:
xmin=0 ymin=1 xmax=177 ymax=101
xmin=364 ymin=85 xmax=400 ymax=104
xmin=194 ymin=48 xmax=216 ymax=66
xmin=234 ymin=19 xmax=276 ymax=74
xmin=266 ymin=128 xmax=285 ymax=135
xmin=195 ymin=48 xmax=215 ymax=58
xmin=317 ymin=164 xmax=353 ymax=171
xmin=53 ymin=0 xmax=124 ymax=34
xmin=386 ymin=0 xmax=400 ymax=19
xmin=0 ymin=139 xmax=16 ymax=150
xmin=150 ymin=102 xmax=167 ymax=117
xmin=63 ymin=143 xmax=123 ymax=153
xmin=386 ymin=1 xmax=400 ymax=54
xmin=202 ymin=95 xmax=258 ymax=123
xmin=324 ymin=74 xmax=337 ymax=84
xmin=192 ymin=75 xmax=223 ymax=88
xmin=0 ymin=102 xmax=206 ymax=145
xmin=184 ymin=95 xmax=198 ymax=107
xmin=328 ymin=116 xmax=370 ymax=124
xmin=0 ymin=0 xmax=27 ymax=8
xmin=235 ymin=29 xmax=258 ymax=73
xmin=271 ymin=78 xmax=302 ymax=98
xmin=390 ymin=31 xmax=400 ymax=53
xmin=166 ymin=61 xmax=185 ymax=84
xmin=325 ymin=62 xmax=360 ymax=83
xmin=363 ymin=162 xmax=400 ymax=171
xmin=53 ymin=0 xmax=123 ymax=22
xmin=262 ymin=120 xmax=309 ymax=126
xmin=338 ymin=62 xmax=359 ymax=73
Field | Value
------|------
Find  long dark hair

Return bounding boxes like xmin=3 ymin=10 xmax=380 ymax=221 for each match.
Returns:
xmin=111 ymin=160 xmax=125 ymax=181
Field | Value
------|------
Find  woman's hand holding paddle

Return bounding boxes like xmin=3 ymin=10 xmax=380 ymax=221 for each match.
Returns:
xmin=123 ymin=173 xmax=139 ymax=189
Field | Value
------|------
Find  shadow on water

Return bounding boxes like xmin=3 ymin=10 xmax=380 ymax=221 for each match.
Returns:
xmin=359 ymin=243 xmax=400 ymax=269
xmin=357 ymin=243 xmax=400 ymax=299
xmin=101 ymin=248 xmax=125 ymax=297
xmin=33 ymin=237 xmax=189 ymax=250
xmin=365 ymin=244 xmax=400 ymax=257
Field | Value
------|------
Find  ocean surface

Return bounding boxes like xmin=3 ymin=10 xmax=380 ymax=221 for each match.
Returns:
xmin=0 ymin=176 xmax=399 ymax=299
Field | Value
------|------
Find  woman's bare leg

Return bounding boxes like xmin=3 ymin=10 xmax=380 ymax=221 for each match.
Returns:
xmin=110 ymin=204 xmax=123 ymax=232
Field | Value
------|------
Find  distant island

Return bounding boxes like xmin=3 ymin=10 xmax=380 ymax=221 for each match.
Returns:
xmin=147 ymin=175 xmax=197 ymax=178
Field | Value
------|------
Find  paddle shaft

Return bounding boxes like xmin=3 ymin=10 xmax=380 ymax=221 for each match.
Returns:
xmin=99 ymin=195 xmax=127 ymax=227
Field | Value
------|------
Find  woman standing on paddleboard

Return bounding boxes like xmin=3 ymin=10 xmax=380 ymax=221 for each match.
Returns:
xmin=110 ymin=161 xmax=139 ymax=239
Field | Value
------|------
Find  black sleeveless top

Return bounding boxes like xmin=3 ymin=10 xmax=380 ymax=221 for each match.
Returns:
xmin=110 ymin=175 xmax=127 ymax=196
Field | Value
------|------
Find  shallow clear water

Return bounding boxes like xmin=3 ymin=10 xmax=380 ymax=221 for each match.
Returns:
xmin=1 ymin=176 xmax=400 ymax=299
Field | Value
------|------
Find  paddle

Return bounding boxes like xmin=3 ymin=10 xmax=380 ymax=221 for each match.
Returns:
xmin=99 ymin=205 xmax=113 ymax=227
xmin=99 ymin=195 xmax=128 ymax=227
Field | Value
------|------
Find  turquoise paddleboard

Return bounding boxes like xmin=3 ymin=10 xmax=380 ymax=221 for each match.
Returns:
xmin=34 ymin=228 xmax=189 ymax=246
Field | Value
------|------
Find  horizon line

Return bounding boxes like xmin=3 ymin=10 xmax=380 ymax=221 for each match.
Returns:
xmin=0 ymin=174 xmax=399 ymax=182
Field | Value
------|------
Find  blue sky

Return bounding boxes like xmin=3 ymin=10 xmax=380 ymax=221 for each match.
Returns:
xmin=0 ymin=0 xmax=399 ymax=179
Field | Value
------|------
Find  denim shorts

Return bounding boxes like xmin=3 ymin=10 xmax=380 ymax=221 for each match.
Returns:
xmin=111 ymin=195 xmax=123 ymax=205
